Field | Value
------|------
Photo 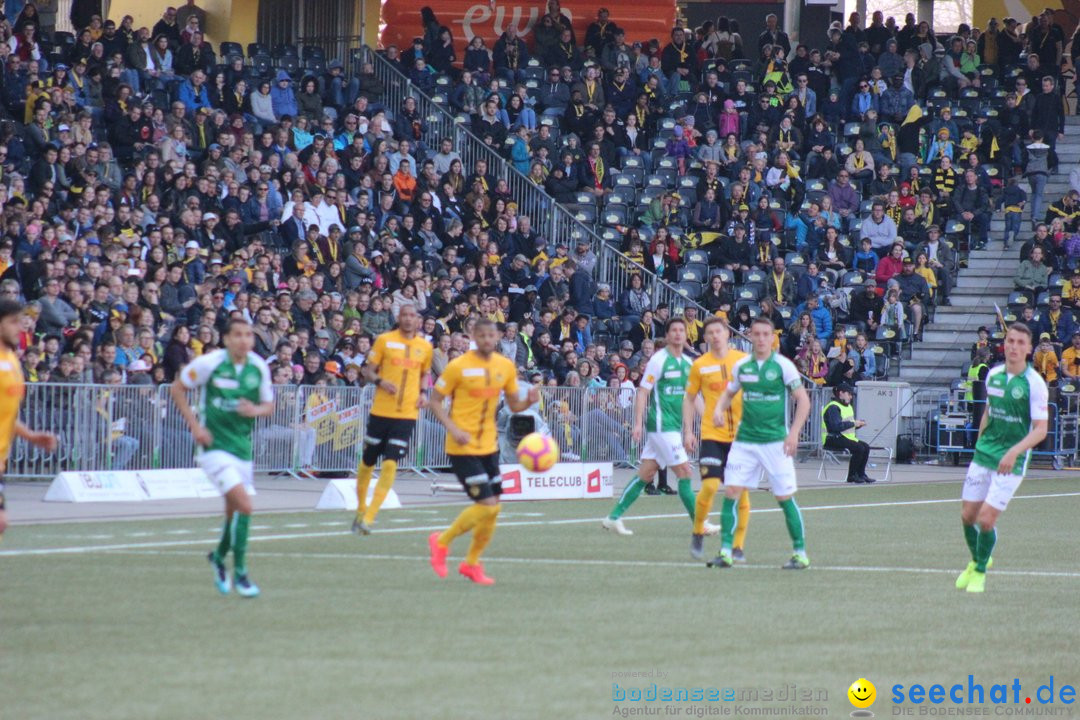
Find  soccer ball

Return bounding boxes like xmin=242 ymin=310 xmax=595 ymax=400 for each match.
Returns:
xmin=516 ymin=432 xmax=559 ymax=472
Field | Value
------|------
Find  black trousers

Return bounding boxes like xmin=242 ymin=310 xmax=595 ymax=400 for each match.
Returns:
xmin=824 ymin=436 xmax=870 ymax=479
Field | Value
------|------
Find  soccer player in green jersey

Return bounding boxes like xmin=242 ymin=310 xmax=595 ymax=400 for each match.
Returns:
xmin=957 ymin=323 xmax=1048 ymax=594
xmin=602 ymin=318 xmax=717 ymax=536
xmin=709 ymin=316 xmax=811 ymax=569
xmin=172 ymin=319 xmax=275 ymax=598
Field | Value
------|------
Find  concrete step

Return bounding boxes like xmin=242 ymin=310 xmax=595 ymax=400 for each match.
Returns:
xmin=922 ymin=328 xmax=988 ymax=343
xmin=902 ymin=354 xmax=972 ymax=370
xmin=947 ymin=290 xmax=1007 ymax=307
xmin=899 ymin=365 xmax=963 ymax=383
xmin=931 ymin=305 xmax=999 ymax=318
xmin=965 ymin=257 xmax=1018 ymax=269
xmin=954 ymin=275 xmax=1016 ymax=289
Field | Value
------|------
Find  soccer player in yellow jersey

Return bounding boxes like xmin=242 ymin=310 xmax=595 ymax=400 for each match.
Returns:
xmin=0 ymin=300 xmax=56 ymax=537
xmin=426 ymin=320 xmax=539 ymax=585
xmin=353 ymin=303 xmax=433 ymax=534
xmin=682 ymin=318 xmax=751 ymax=562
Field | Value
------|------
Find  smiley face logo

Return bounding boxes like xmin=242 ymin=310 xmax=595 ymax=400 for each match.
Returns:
xmin=848 ymin=678 xmax=876 ymax=709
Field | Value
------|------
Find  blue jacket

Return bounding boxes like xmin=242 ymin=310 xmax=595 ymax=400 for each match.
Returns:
xmin=796 ymin=300 xmax=834 ymax=343
xmin=270 ymin=71 xmax=298 ymax=119
xmin=1037 ymin=310 xmax=1076 ymax=345
xmin=178 ymin=80 xmax=210 ymax=114
xmin=853 ymin=249 xmax=878 ymax=274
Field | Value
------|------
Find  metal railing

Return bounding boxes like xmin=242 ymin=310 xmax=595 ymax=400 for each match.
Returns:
xmin=6 ymin=383 xmax=639 ymax=479
xmin=11 ymin=381 xmax=985 ymax=480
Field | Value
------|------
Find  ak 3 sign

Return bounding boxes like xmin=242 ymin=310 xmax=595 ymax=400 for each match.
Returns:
xmin=499 ymin=462 xmax=614 ymax=500
xmin=380 ymin=0 xmax=677 ymax=60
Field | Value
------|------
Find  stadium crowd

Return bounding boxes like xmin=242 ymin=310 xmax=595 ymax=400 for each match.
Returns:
xmin=0 ymin=0 xmax=1075 ymax=410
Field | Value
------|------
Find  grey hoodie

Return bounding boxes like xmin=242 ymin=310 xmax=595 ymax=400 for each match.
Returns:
xmin=1025 ymin=142 xmax=1049 ymax=177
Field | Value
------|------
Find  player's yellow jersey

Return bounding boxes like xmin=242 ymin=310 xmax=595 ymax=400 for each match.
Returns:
xmin=686 ymin=348 xmax=746 ymax=443
xmin=0 ymin=347 xmax=24 ymax=470
xmin=367 ymin=329 xmax=433 ymax=420
xmin=434 ymin=351 xmax=519 ymax=455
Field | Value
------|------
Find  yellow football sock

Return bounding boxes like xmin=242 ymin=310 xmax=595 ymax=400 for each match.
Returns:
xmin=355 ymin=461 xmax=376 ymax=517
xmin=734 ymin=488 xmax=751 ymax=550
xmin=693 ymin=478 xmax=720 ymax=535
xmin=465 ymin=504 xmax=501 ymax=565
xmin=438 ymin=503 xmax=490 ymax=548
xmin=363 ymin=460 xmax=397 ymax=525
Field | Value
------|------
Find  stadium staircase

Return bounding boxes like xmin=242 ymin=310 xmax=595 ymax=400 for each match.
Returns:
xmin=900 ymin=115 xmax=1080 ymax=387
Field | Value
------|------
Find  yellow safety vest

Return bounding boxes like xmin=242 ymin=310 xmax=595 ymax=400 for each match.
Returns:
xmin=821 ymin=400 xmax=857 ymax=445
xmin=964 ymin=363 xmax=987 ymax=402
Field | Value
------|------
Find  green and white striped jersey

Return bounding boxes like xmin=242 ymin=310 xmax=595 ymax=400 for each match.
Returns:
xmin=179 ymin=349 xmax=274 ymax=461
xmin=639 ymin=348 xmax=691 ymax=432
xmin=973 ymin=364 xmax=1048 ymax=476
xmin=728 ymin=352 xmax=802 ymax=444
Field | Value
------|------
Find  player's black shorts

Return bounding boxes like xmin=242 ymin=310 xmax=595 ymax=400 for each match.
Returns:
xmin=450 ymin=452 xmax=502 ymax=501
xmin=361 ymin=415 xmax=416 ymax=465
xmin=699 ymin=440 xmax=732 ymax=481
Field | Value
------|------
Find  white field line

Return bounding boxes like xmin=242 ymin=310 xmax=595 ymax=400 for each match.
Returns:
xmin=101 ymin=549 xmax=1080 ymax=580
xmin=2 ymin=491 xmax=1079 ymax=558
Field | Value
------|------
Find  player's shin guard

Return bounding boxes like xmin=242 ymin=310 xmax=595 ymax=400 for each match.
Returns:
xmin=963 ymin=522 xmax=979 ymax=562
xmin=694 ymin=478 xmax=720 ymax=535
xmin=608 ymin=476 xmax=644 ymax=520
xmin=212 ymin=518 xmax=231 ymax=564
xmin=355 ymin=462 xmax=376 ymax=517
xmin=779 ymin=497 xmax=805 ymax=552
xmin=438 ymin=504 xmax=489 ymax=548
xmin=230 ymin=513 xmax=251 ymax=575
xmin=677 ymin=478 xmax=696 ymax=520
xmin=363 ymin=460 xmax=397 ymax=525
xmin=465 ymin=504 xmax=500 ymax=564
xmin=719 ymin=496 xmax=736 ymax=551
xmin=974 ymin=526 xmax=996 ymax=573
xmin=734 ymin=489 xmax=751 ymax=550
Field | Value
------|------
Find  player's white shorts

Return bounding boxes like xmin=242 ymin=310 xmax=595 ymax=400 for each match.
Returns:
xmin=198 ymin=450 xmax=254 ymax=495
xmin=725 ymin=440 xmax=798 ymax=497
xmin=962 ymin=463 xmax=1024 ymax=511
xmin=641 ymin=431 xmax=689 ymax=469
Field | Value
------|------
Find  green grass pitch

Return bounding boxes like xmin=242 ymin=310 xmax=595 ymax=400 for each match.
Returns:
xmin=2 ymin=477 xmax=1078 ymax=720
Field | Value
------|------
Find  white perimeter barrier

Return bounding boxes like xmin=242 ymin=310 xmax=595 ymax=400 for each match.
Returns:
xmin=43 ymin=468 xmax=240 ymax=502
xmin=315 ymin=479 xmax=402 ymax=511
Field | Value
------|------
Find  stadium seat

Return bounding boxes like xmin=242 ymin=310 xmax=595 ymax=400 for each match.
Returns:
xmin=53 ymin=30 xmax=75 ymax=48
xmin=677 ymin=280 xmax=702 ymax=298
xmin=248 ymin=42 xmax=270 ymax=57
xmin=251 ymin=53 xmax=272 ymax=77
xmin=607 ymin=188 xmax=637 ymax=207
xmin=572 ymin=206 xmax=597 ymax=224
xmin=273 ymin=43 xmax=299 ymax=59
xmin=736 ymin=282 xmax=763 ymax=301
xmin=744 ymin=269 xmax=766 ymax=285
xmin=601 ymin=205 xmax=628 ymax=227
xmin=679 ymin=263 xmax=708 ymax=284
xmin=306 ymin=58 xmax=326 ymax=75
xmin=711 ymin=268 xmax=735 ymax=285
xmin=872 ymin=345 xmax=889 ymax=377
xmin=599 ymin=227 xmax=621 ymax=245
xmin=301 ymin=45 xmax=326 ymax=61
xmin=840 ymin=271 xmax=865 ymax=287
xmin=220 ymin=41 xmax=243 ymax=59
xmin=684 ymin=249 xmax=709 ymax=266
xmin=277 ymin=56 xmax=300 ymax=77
